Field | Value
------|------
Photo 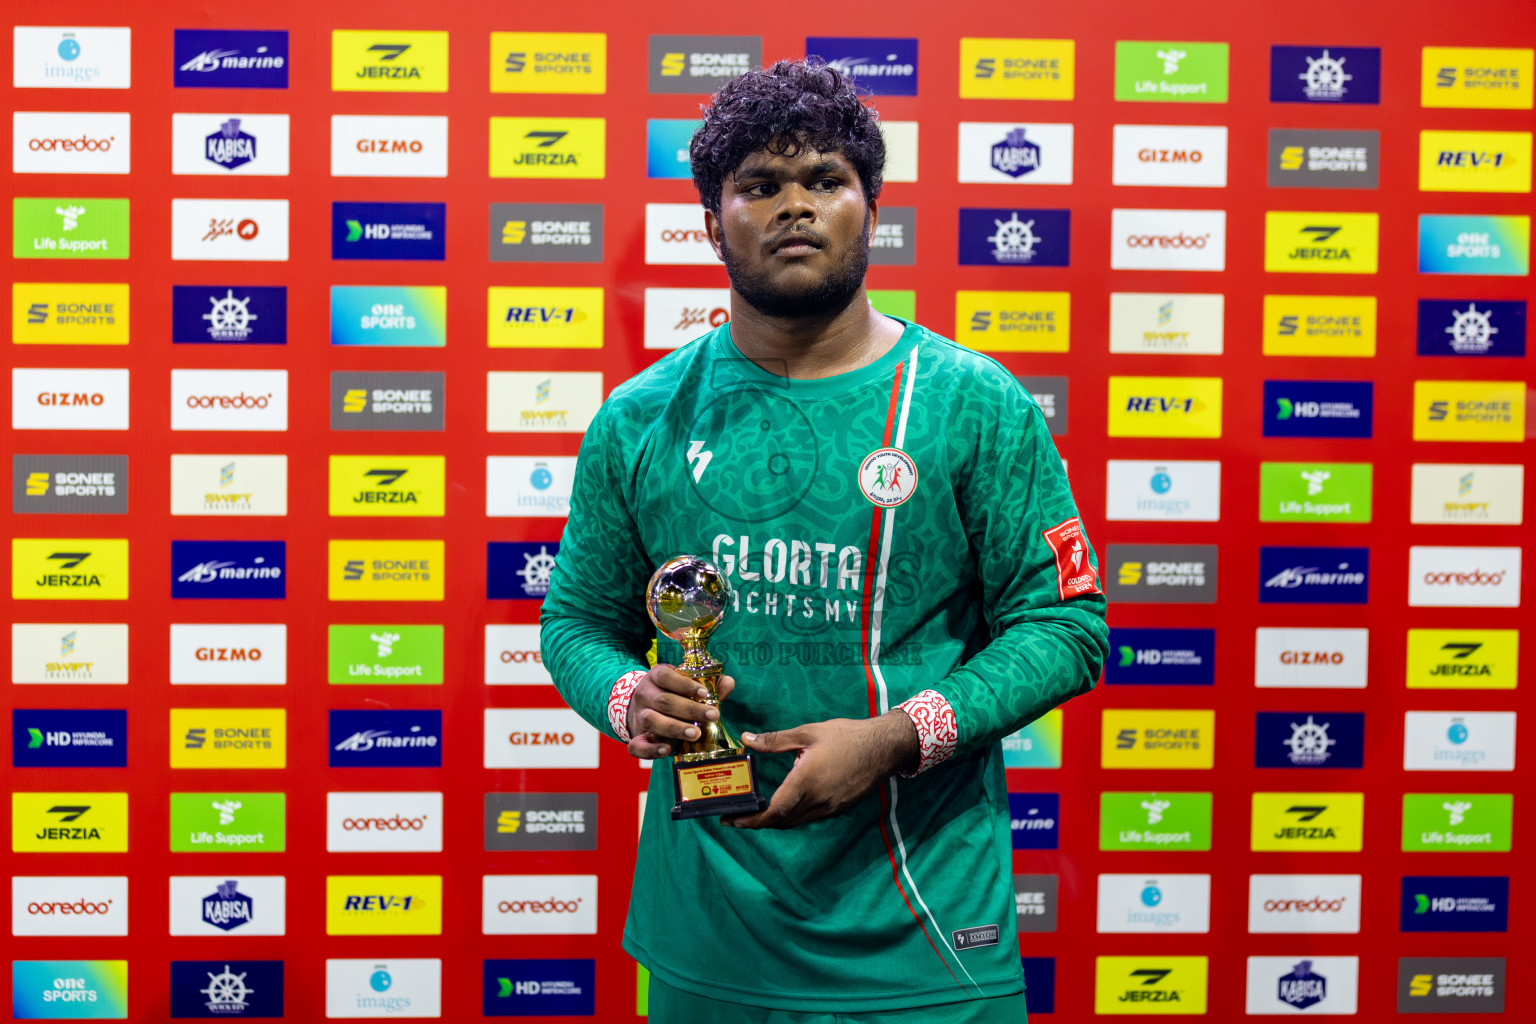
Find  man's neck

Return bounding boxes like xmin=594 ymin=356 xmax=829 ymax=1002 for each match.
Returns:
xmin=725 ymin=287 xmax=905 ymax=380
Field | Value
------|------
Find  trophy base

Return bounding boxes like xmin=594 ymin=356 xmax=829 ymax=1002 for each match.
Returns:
xmin=671 ymin=751 xmax=767 ymax=820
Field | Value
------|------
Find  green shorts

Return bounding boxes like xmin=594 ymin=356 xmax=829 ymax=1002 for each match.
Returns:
xmin=647 ymin=977 xmax=1028 ymax=1024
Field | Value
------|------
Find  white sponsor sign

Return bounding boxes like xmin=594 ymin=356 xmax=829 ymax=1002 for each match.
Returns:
xmin=325 ymin=959 xmax=441 ymax=1018
xmin=645 ymin=202 xmax=717 ymax=265
xmin=1411 ymin=464 xmax=1524 ymax=525
xmin=487 ymin=456 xmax=576 ymax=518
xmin=1245 ymin=956 xmax=1359 ymax=1015
xmin=12 ymin=367 xmax=129 ymax=430
xmin=1106 ymin=460 xmax=1221 ymax=521
xmin=1110 ymin=209 xmax=1227 ymax=271
xmin=331 ymin=115 xmax=448 ymax=178
xmin=1095 ymin=874 xmax=1210 ymax=933
xmin=1408 ymin=546 xmax=1521 ymax=607
xmin=170 ymin=369 xmax=288 ymax=432
xmin=485 ymin=624 xmax=552 ymax=685
xmin=14 ymin=112 xmax=130 ymax=174
xmin=880 ymin=120 xmax=918 ymax=183
xmin=13 ymin=27 xmax=133 ymax=89
xmin=171 ymin=113 xmax=290 ymax=176
xmin=12 ymin=623 xmax=129 ymax=684
xmin=484 ymin=708 xmax=599 ymax=769
xmin=957 ymin=122 xmax=1073 ymax=184
xmin=1404 ymin=711 xmax=1516 ymax=771
xmin=486 ymin=371 xmax=603 ymax=433
xmin=1109 ymin=292 xmax=1225 ymax=354
xmin=644 ymin=287 xmax=731 ymax=349
xmin=169 ymin=623 xmax=286 ymax=685
xmin=12 ymin=876 xmax=129 ymax=936
xmin=327 ymin=792 xmax=443 ymax=853
xmin=1112 ymin=125 xmax=1229 ymax=187
xmin=169 ymin=875 xmax=286 ymax=935
xmin=170 ymin=198 xmax=289 ymax=261
xmin=170 ymin=454 xmax=288 ymax=516
xmin=1248 ymin=875 xmax=1362 ymax=934
xmin=1254 ymin=628 xmax=1369 ymax=689
xmin=482 ymin=874 xmax=598 ymax=935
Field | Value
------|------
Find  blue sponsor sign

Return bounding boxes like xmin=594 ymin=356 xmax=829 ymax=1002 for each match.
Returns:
xmin=1105 ymin=628 xmax=1215 ymax=686
xmin=1416 ymin=299 xmax=1526 ymax=357
xmin=172 ymin=285 xmax=287 ymax=344
xmin=12 ymin=709 xmax=127 ymax=768
xmin=1009 ymin=792 xmax=1059 ymax=850
xmin=1269 ymin=46 xmax=1381 ymax=104
xmin=1254 ymin=711 xmax=1364 ymax=768
xmin=646 ymin=120 xmax=699 ymax=179
xmin=1259 ymin=546 xmax=1370 ymax=605
xmin=1262 ymin=380 xmax=1373 ymax=438
xmin=170 ymin=960 xmax=283 ymax=1018
xmin=483 ymin=959 xmax=595 ymax=1016
xmin=1020 ymin=957 xmax=1056 ymax=1015
xmin=959 ymin=208 xmax=1070 ymax=267
xmin=1418 ymin=215 xmax=1530 ymax=277
xmin=1401 ymin=876 xmax=1508 ymax=933
xmin=805 ymin=37 xmax=919 ymax=95
xmin=173 ymin=30 xmax=289 ymax=89
xmin=488 ymin=542 xmax=559 ymax=600
xmin=171 ymin=540 xmax=286 ymax=599
xmin=332 ymin=202 xmax=446 ymax=261
xmin=328 ymin=710 xmax=442 ymax=768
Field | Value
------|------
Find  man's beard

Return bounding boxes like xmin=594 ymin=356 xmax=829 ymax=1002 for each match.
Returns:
xmin=720 ymin=214 xmax=871 ymax=320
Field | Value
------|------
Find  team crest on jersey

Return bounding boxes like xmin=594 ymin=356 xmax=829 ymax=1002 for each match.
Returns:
xmin=859 ymin=447 xmax=918 ymax=507
xmin=1042 ymin=517 xmax=1101 ymax=599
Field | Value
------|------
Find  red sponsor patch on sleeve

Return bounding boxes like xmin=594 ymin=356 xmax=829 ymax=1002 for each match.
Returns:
xmin=1041 ymin=517 xmax=1102 ymax=600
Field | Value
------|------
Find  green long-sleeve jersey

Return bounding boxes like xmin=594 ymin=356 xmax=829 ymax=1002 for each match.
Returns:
xmin=540 ymin=317 xmax=1108 ymax=1012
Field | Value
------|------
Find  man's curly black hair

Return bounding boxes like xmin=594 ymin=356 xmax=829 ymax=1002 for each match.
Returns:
xmin=690 ymin=58 xmax=886 ymax=216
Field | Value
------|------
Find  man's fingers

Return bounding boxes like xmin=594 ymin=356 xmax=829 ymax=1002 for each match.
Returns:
xmin=627 ymin=733 xmax=672 ymax=760
xmin=651 ymin=664 xmax=714 ymax=699
xmin=636 ymin=707 xmax=706 ymax=742
xmin=740 ymin=726 xmax=811 ymax=754
xmin=717 ymin=674 xmax=736 ymax=700
xmin=643 ymin=689 xmax=717 ymax=726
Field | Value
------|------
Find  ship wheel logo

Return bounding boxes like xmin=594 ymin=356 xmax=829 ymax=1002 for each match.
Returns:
xmin=987 ymin=213 xmax=1039 ymax=264
xmin=201 ymin=964 xmax=254 ymax=1013
xmin=1283 ymin=715 xmax=1336 ymax=766
xmin=1445 ymin=302 xmax=1498 ymax=354
xmin=203 ymin=289 xmax=258 ymax=341
xmin=1300 ymin=50 xmax=1352 ymax=100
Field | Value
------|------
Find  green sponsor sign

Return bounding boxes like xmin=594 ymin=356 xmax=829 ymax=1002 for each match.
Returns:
xmin=1100 ymin=791 xmax=1212 ymax=850
xmin=1402 ymin=793 xmax=1512 ymax=852
xmin=328 ymin=624 xmax=444 ymax=684
xmin=13 ymin=197 xmax=130 ymax=259
xmin=170 ymin=792 xmax=286 ymax=852
xmin=1259 ymin=462 xmax=1373 ymax=522
xmin=636 ymin=963 xmax=650 ymax=1016
xmin=869 ymin=290 xmax=916 ymax=321
xmin=1114 ymin=42 xmax=1229 ymax=103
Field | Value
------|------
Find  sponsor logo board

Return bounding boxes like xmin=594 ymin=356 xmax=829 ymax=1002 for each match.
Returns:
xmin=14 ymin=27 xmax=132 ymax=89
xmin=1101 ymin=709 xmax=1214 ymax=769
xmin=168 ymin=624 xmax=286 ymax=684
xmin=1259 ymin=462 xmax=1371 ymax=522
xmin=1111 ymin=209 xmax=1226 ymax=271
xmin=487 ymin=456 xmax=575 ymax=517
xmin=11 ymin=961 xmax=128 ymax=1018
xmin=329 ymin=710 xmax=443 ymax=768
xmin=1247 ymin=875 xmax=1362 ymax=934
xmin=169 ymin=960 xmax=283 ymax=1018
xmin=327 ymin=792 xmax=442 ymax=852
xmin=1422 ymin=47 xmax=1533 ymax=109
xmin=330 ymin=286 xmax=445 ymax=347
xmin=956 ymin=291 xmax=1068 ymax=353
xmin=1403 ymin=711 xmax=1515 ymax=771
xmin=11 ymin=538 xmax=129 ymax=600
xmin=12 ymin=876 xmax=128 ymax=936
xmin=492 ymin=32 xmax=606 ymax=94
xmin=324 ymin=959 xmax=441 ymax=1018
xmin=1014 ymin=875 xmax=1058 ymax=932
xmin=170 ymin=540 xmax=285 ymax=600
xmin=1259 ymin=546 xmax=1369 ymax=604
xmin=170 ymin=198 xmax=288 ymax=261
xmin=1262 ymin=380 xmax=1372 ymax=438
xmin=1265 ymin=211 xmax=1379 ymax=273
xmin=169 ymin=876 xmax=285 ymax=935
xmin=485 ymin=792 xmax=597 ymax=851
xmin=960 ymin=37 xmax=1075 ymax=100
xmin=482 ymin=874 xmax=597 ymax=935
xmin=1114 ymin=40 xmax=1229 ymax=102
xmin=1408 ymin=546 xmax=1521 ymax=607
xmin=1008 ymin=792 xmax=1059 ymax=850
xmin=12 ymin=368 xmax=129 ymax=430
xmin=331 ymin=372 xmax=444 ymax=432
xmin=1268 ymin=128 xmax=1379 ymax=189
xmin=1111 ymin=126 xmax=1227 ymax=187
xmin=12 ymin=709 xmax=126 ymax=767
xmin=328 ymin=540 xmax=444 ymax=601
xmin=488 ymin=542 xmax=559 ymax=600
xmin=1402 ymin=792 xmax=1512 ymax=852
xmin=170 ymin=113 xmax=288 ymax=175
xmin=1016 ymin=376 xmax=1067 ymax=435
xmin=958 ymin=208 xmax=1070 ymax=266
xmin=13 ymin=111 xmax=130 ymax=174
xmin=331 ymin=31 xmax=448 ymax=93
xmin=1001 ymin=709 xmax=1062 ymax=768
xmin=330 ymin=114 xmax=447 ymax=177
xmin=169 ymin=708 xmax=286 ymax=769
xmin=868 ymin=206 xmax=915 ymax=266
xmin=1419 ymin=130 xmax=1531 ymax=193
xmin=1105 ymin=460 xmax=1220 ymax=522
xmin=1099 ymin=791 xmax=1212 ymax=851
xmin=13 ymin=196 xmax=129 ymax=260
xmin=644 ymin=288 xmax=730 ymax=349
xmin=326 ymin=875 xmax=443 ymax=935
xmin=1405 ymin=628 xmax=1518 ymax=690
xmin=1397 ymin=957 xmax=1505 ymax=1013
xmin=1250 ymin=792 xmax=1364 ymax=851
xmin=1108 ymin=293 xmax=1223 ymax=354
xmin=1417 ymin=214 xmax=1530 ymax=276
xmin=879 ymin=121 xmax=917 ymax=182
xmin=329 ymin=625 xmax=443 ymax=685
xmin=491 ymin=203 xmax=603 ymax=262
xmin=1254 ymin=711 xmax=1364 ymax=769
xmin=1254 ymin=628 xmax=1369 ymax=689
xmin=169 ymin=792 xmax=285 ymax=852
xmin=648 ymin=35 xmax=761 ymax=93
xmin=1411 ymin=464 xmax=1526 ymax=525
xmin=484 ymin=624 xmax=551 ymax=685
xmin=169 ymin=455 xmax=287 ymax=517
xmin=1093 ymin=956 xmax=1209 ymax=1014
xmin=13 ymin=282 xmax=129 ymax=345
xmin=486 ymin=372 xmax=602 ymax=434
xmin=1245 ymin=956 xmax=1358 ymax=1015
xmin=487 ymin=286 xmax=603 ymax=348
xmin=11 ymin=792 xmax=128 ymax=852
xmin=174 ymin=30 xmax=288 ymax=89
xmin=172 ymin=285 xmax=286 ymax=345
xmin=331 ymin=202 xmax=444 ymax=261
xmin=1103 ymin=544 xmax=1217 ymax=604
xmin=1263 ymin=295 xmax=1376 ymax=356
xmin=1271 ymin=46 xmax=1381 ymax=103
xmin=484 ymin=708 xmax=598 ymax=769
xmin=1401 ymin=876 xmax=1508 ymax=932
xmin=14 ymin=455 xmax=127 ymax=514
xmin=1105 ymin=628 xmax=1215 ymax=686
xmin=805 ymin=37 xmax=917 ymax=96
xmin=1413 ymin=380 xmax=1526 ymax=442
xmin=647 ymin=118 xmax=698 ymax=179
xmin=328 ymin=455 xmax=445 ymax=517
xmin=489 ymin=117 xmax=605 ymax=179
xmin=483 ymin=959 xmax=595 ymax=1016
xmin=11 ymin=623 xmax=128 ymax=684
xmin=958 ymin=122 xmax=1073 ymax=184
xmin=1416 ymin=299 xmax=1525 ymax=357
xmin=1107 ymin=377 xmax=1222 ymax=438
xmin=645 ymin=203 xmax=714 ymax=265
xmin=1096 ymin=874 xmax=1210 ymax=933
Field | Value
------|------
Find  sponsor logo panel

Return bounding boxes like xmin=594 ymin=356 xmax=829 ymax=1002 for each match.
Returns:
xmin=1419 ymin=130 xmax=1531 ymax=193
xmin=805 ymin=37 xmax=917 ymax=96
xmin=1401 ymin=876 xmax=1508 ymax=932
xmin=1096 ymin=874 xmax=1210 ymax=934
xmin=1253 ymin=712 xmax=1364 ymax=769
xmin=1258 ymin=462 xmax=1371 ymax=522
xmin=1262 ymin=380 xmax=1372 ymax=438
xmin=1416 ymin=299 xmax=1525 ymax=357
xmin=11 ymin=961 xmax=128 ymax=1018
xmin=1107 ymin=377 xmax=1222 ymax=438
xmin=14 ymin=27 xmax=133 ymax=90
xmin=1247 ymin=875 xmax=1362 ymax=934
xmin=328 ymin=540 xmax=444 ymax=601
xmin=1397 ymin=957 xmax=1505 ymax=1013
xmin=11 ymin=876 xmax=128 ymax=937
xmin=483 ymin=959 xmax=595 ymax=1016
xmin=1403 ymin=711 xmax=1516 ymax=771
xmin=959 ymin=38 xmax=1075 ymax=100
xmin=958 ymin=122 xmax=1073 ymax=184
xmin=329 ymin=710 xmax=443 ymax=768
xmin=879 ymin=121 xmax=918 ymax=182
xmin=482 ymin=875 xmax=597 ymax=935
xmin=11 ymin=623 xmax=128 ymax=685
xmin=488 ymin=541 xmax=559 ymax=600
xmin=1250 ymin=792 xmax=1364 ymax=851
xmin=14 ymin=455 xmax=127 ymax=514
xmin=1008 ymin=792 xmax=1059 ymax=850
xmin=487 ymin=286 xmax=603 ymax=348
xmin=11 ymin=792 xmax=128 ymax=852
xmin=169 ymin=455 xmax=287 ymax=517
xmin=486 ymin=372 xmax=602 ymax=434
xmin=1105 ymin=460 xmax=1221 ymax=522
xmin=648 ymin=35 xmax=762 ymax=93
xmin=170 ymin=113 xmax=288 ymax=175
xmin=1111 ymin=125 xmax=1227 ymax=187
xmin=1413 ymin=380 xmax=1526 ymax=441
xmin=1099 ymin=791 xmax=1212 ymax=851
xmin=172 ymin=285 xmax=285 ymax=345
xmin=169 ymin=708 xmax=286 ymax=769
xmin=1271 ymin=46 xmax=1381 ymax=103
xmin=1258 ymin=546 xmax=1370 ymax=604
xmin=490 ymin=203 xmax=603 ymax=262
xmin=1254 ymin=628 xmax=1369 ymax=689
xmin=1014 ymin=875 xmax=1058 ymax=932
xmin=1267 ymin=128 xmax=1379 ymax=189
xmin=330 ymin=371 xmax=444 ymax=432
xmin=1016 ymin=376 xmax=1067 ymax=436
xmin=1410 ymin=464 xmax=1524 ymax=524
xmin=327 ymin=792 xmax=443 ymax=852
xmin=13 ymin=368 xmax=129 ymax=430
xmin=169 ymin=960 xmax=283 ymax=1018
xmin=169 ymin=792 xmax=285 ymax=852
xmin=1101 ymin=709 xmax=1214 ymax=769
xmin=168 ymin=623 xmax=286 ymax=685
xmin=868 ymin=206 xmax=915 ymax=266
xmin=11 ymin=538 xmax=129 ymax=600
xmin=1108 ymin=293 xmax=1223 ymax=354
xmin=326 ymin=875 xmax=443 ymax=936
xmin=485 ymin=793 xmax=597 ymax=851
xmin=12 ymin=709 xmax=126 ymax=767
xmin=484 ymin=708 xmax=598 ymax=769
xmin=1110 ymin=209 xmax=1226 ymax=271
xmin=1402 ymin=792 xmax=1512 ymax=852
xmin=332 ymin=201 xmax=444 ymax=261
xmin=645 ymin=203 xmax=714 ymax=265
xmin=174 ymin=30 xmax=288 ymax=89
xmin=170 ymin=198 xmax=288 ymax=261
xmin=328 ymin=455 xmax=445 ymax=517
xmin=1405 ymin=628 xmax=1517 ymax=690
xmin=169 ymin=876 xmax=285 ymax=935
xmin=487 ymin=456 xmax=575 ymax=518
xmin=1105 ymin=628 xmax=1215 ymax=686
xmin=1264 ymin=211 xmax=1379 ymax=274
xmin=489 ymin=117 xmax=605 ymax=179
xmin=1114 ymin=40 xmax=1229 ymax=102
xmin=13 ymin=112 xmax=130 ymax=175
xmin=956 ymin=291 xmax=1068 ymax=353
xmin=1245 ymin=956 xmax=1358 ymax=1015
xmin=1093 ymin=956 xmax=1209 ymax=1014
xmin=491 ymin=32 xmax=606 ymax=94
xmin=1417 ymin=214 xmax=1530 ymax=276
xmin=1103 ymin=544 xmax=1218 ymax=604
xmin=170 ymin=540 xmax=285 ymax=600
xmin=330 ymin=114 xmax=447 ymax=177
xmin=329 ymin=625 xmax=443 ymax=685
xmin=1407 ymin=546 xmax=1521 ymax=607
xmin=643 ymin=287 xmax=730 ymax=349
xmin=13 ymin=196 xmax=129 ymax=260
xmin=1001 ymin=709 xmax=1062 ymax=768
xmin=958 ymin=208 xmax=1070 ymax=266
xmin=646 ymin=119 xmax=698 ymax=179
xmin=331 ymin=31 xmax=448 ymax=93
xmin=485 ymin=624 xmax=551 ymax=685
xmin=13 ymin=282 xmax=129 ymax=345
xmin=1421 ymin=46 xmax=1533 ymax=109
xmin=330 ymin=286 xmax=445 ymax=348
xmin=324 ymin=959 xmax=441 ymax=1018
xmin=1262 ymin=295 xmax=1376 ymax=356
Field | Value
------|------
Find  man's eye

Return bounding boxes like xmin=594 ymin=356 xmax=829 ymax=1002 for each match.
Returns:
xmin=816 ymin=178 xmax=841 ymax=190
xmin=747 ymin=183 xmax=775 ymax=196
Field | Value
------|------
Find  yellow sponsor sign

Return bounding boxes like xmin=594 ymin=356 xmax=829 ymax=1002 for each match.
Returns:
xmin=328 ymin=455 xmax=445 ymax=517
xmin=1264 ymin=211 xmax=1379 ymax=274
xmin=1107 ymin=377 xmax=1222 ymax=438
xmin=332 ymin=30 xmax=449 ymax=92
xmin=329 ymin=540 xmax=445 ymax=601
xmin=1422 ymin=47 xmax=1534 ymax=109
xmin=12 ymin=792 xmax=128 ymax=852
xmin=1101 ymin=709 xmax=1214 ymax=769
xmin=13 ymin=283 xmax=129 ymax=344
xmin=326 ymin=875 xmax=443 ymax=935
xmin=1406 ymin=628 xmax=1518 ymax=690
xmin=1420 ymin=130 xmax=1532 ymax=193
xmin=489 ymin=117 xmax=606 ymax=179
xmin=1250 ymin=792 xmax=1364 ymax=851
xmin=12 ymin=538 xmax=128 ymax=600
xmin=1094 ymin=957 xmax=1209 ymax=1015
xmin=169 ymin=708 xmax=287 ymax=769
xmin=1262 ymin=295 xmax=1377 ymax=356
xmin=1413 ymin=380 xmax=1526 ymax=442
xmin=488 ymin=287 xmax=604 ymax=348
xmin=490 ymin=32 xmax=606 ymax=94
xmin=959 ymin=38 xmax=1075 ymax=100
xmin=954 ymin=291 xmax=1069 ymax=352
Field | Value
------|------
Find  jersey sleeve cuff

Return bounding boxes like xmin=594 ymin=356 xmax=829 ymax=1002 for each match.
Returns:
xmin=608 ymin=669 xmax=647 ymax=743
xmin=895 ymin=689 xmax=958 ymax=776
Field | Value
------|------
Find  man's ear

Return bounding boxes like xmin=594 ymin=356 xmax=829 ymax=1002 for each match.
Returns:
xmin=704 ymin=207 xmax=725 ymax=263
xmin=865 ymin=197 xmax=880 ymax=244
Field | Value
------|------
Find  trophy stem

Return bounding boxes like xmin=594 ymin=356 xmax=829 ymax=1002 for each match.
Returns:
xmin=674 ymin=630 xmax=741 ymax=762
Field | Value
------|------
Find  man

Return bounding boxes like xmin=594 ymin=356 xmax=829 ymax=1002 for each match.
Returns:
xmin=541 ymin=59 xmax=1107 ymax=1022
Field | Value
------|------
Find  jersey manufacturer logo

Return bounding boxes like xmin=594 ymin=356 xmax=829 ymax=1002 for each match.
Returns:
xmin=858 ymin=448 xmax=917 ymax=508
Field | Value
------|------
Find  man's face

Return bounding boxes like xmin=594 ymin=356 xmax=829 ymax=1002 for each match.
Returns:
xmin=706 ymin=143 xmax=876 ymax=319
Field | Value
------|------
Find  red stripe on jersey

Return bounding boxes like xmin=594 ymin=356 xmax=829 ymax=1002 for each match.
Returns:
xmin=878 ymin=786 xmax=963 ymax=990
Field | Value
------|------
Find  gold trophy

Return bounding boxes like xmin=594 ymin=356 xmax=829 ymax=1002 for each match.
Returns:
xmin=646 ymin=554 xmax=767 ymax=820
